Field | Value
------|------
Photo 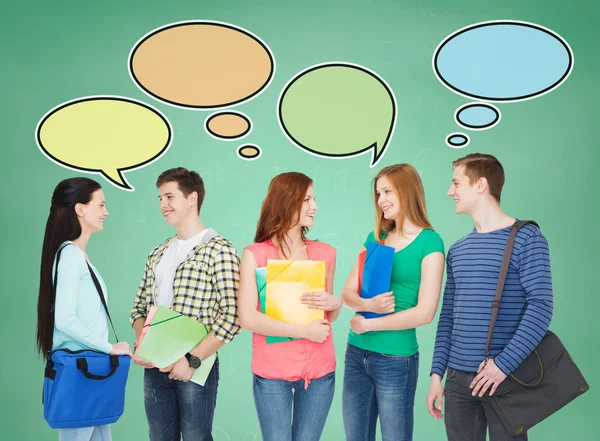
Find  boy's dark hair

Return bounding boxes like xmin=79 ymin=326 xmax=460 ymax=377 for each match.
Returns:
xmin=453 ymin=153 xmax=505 ymax=203
xmin=156 ymin=167 xmax=205 ymax=214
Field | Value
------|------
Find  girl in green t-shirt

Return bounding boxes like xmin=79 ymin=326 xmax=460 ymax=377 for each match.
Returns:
xmin=341 ymin=164 xmax=445 ymax=441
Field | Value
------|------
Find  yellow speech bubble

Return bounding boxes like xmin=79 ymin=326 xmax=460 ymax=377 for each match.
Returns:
xmin=129 ymin=21 xmax=275 ymax=109
xmin=36 ymin=96 xmax=172 ymax=191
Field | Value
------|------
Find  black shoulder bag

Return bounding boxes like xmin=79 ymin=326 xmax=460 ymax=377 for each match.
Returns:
xmin=485 ymin=220 xmax=589 ymax=436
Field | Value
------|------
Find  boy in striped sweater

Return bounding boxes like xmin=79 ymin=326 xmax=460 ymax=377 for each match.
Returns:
xmin=426 ymin=153 xmax=553 ymax=441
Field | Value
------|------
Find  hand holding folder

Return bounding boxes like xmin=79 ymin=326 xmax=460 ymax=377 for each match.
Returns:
xmin=357 ymin=241 xmax=395 ymax=319
xmin=133 ymin=306 xmax=217 ymax=386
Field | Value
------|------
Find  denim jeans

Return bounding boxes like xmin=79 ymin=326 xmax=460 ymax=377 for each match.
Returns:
xmin=444 ymin=368 xmax=528 ymax=441
xmin=143 ymin=358 xmax=219 ymax=441
xmin=58 ymin=426 xmax=111 ymax=441
xmin=252 ymin=371 xmax=335 ymax=441
xmin=342 ymin=344 xmax=419 ymax=441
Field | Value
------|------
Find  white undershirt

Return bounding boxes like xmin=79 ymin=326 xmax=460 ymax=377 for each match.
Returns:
xmin=156 ymin=229 xmax=208 ymax=307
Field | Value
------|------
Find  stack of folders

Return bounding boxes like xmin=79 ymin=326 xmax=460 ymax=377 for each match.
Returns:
xmin=256 ymin=259 xmax=326 ymax=344
xmin=134 ymin=306 xmax=217 ymax=386
xmin=357 ymin=241 xmax=395 ymax=318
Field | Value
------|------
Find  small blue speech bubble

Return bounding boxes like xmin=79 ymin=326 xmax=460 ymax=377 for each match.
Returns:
xmin=434 ymin=20 xmax=573 ymax=102
xmin=446 ymin=133 xmax=470 ymax=149
xmin=455 ymin=103 xmax=500 ymax=130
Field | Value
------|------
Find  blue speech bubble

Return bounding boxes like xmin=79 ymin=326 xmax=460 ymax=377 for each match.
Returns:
xmin=446 ymin=133 xmax=470 ymax=148
xmin=434 ymin=20 xmax=573 ymax=102
xmin=455 ymin=103 xmax=501 ymax=130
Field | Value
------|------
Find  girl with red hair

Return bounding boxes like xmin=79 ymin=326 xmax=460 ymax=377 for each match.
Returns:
xmin=238 ymin=172 xmax=341 ymax=441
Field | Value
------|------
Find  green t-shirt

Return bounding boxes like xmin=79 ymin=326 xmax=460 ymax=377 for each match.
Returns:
xmin=347 ymin=228 xmax=444 ymax=356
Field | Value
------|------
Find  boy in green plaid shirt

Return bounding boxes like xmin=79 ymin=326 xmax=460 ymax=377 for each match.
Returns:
xmin=131 ymin=167 xmax=240 ymax=441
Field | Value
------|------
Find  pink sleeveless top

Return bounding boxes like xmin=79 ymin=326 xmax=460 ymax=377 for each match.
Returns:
xmin=246 ymin=240 xmax=337 ymax=389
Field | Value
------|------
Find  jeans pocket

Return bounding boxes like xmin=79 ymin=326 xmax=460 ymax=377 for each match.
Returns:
xmin=253 ymin=374 xmax=268 ymax=385
xmin=446 ymin=368 xmax=456 ymax=381
xmin=379 ymin=353 xmax=411 ymax=375
xmin=321 ymin=371 xmax=336 ymax=383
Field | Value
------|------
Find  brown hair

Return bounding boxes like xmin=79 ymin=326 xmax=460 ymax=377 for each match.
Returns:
xmin=254 ymin=172 xmax=313 ymax=258
xmin=156 ymin=167 xmax=206 ymax=214
xmin=452 ymin=153 xmax=505 ymax=203
xmin=373 ymin=164 xmax=433 ymax=241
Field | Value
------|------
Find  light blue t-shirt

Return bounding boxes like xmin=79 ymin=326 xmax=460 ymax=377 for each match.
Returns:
xmin=51 ymin=242 xmax=112 ymax=354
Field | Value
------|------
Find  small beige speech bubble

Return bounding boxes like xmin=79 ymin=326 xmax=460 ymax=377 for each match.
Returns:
xmin=237 ymin=145 xmax=261 ymax=160
xmin=205 ymin=111 xmax=251 ymax=140
xmin=129 ymin=21 xmax=275 ymax=109
xmin=36 ymin=96 xmax=172 ymax=191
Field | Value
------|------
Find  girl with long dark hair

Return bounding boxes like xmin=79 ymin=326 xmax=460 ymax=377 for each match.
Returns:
xmin=37 ymin=177 xmax=131 ymax=441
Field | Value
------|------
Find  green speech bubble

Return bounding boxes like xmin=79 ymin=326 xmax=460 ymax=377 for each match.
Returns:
xmin=278 ymin=63 xmax=396 ymax=166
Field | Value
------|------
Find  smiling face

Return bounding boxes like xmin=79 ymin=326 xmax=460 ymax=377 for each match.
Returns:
xmin=376 ymin=175 xmax=401 ymax=221
xmin=158 ymin=181 xmax=197 ymax=227
xmin=448 ymin=164 xmax=480 ymax=215
xmin=76 ymin=189 xmax=108 ymax=233
xmin=296 ymin=185 xmax=318 ymax=228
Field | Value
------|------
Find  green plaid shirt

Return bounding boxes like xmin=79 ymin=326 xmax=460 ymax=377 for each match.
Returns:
xmin=130 ymin=229 xmax=241 ymax=343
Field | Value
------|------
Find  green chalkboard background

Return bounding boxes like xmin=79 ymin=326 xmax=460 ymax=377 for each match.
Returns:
xmin=2 ymin=0 xmax=597 ymax=439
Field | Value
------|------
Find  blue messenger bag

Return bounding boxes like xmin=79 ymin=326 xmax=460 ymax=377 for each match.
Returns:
xmin=43 ymin=244 xmax=130 ymax=429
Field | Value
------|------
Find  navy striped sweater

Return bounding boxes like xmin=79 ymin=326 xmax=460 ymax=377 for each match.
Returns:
xmin=431 ymin=223 xmax=553 ymax=377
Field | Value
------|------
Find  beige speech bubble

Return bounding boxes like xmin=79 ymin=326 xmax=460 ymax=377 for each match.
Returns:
xmin=36 ymin=96 xmax=172 ymax=191
xmin=205 ymin=111 xmax=251 ymax=140
xmin=129 ymin=21 xmax=275 ymax=109
xmin=237 ymin=145 xmax=261 ymax=160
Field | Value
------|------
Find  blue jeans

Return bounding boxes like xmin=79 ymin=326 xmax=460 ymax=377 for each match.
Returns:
xmin=143 ymin=358 xmax=219 ymax=441
xmin=252 ymin=371 xmax=335 ymax=441
xmin=59 ymin=426 xmax=111 ymax=441
xmin=342 ymin=344 xmax=419 ymax=441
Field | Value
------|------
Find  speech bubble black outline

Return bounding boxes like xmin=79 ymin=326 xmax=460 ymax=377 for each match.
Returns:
xmin=446 ymin=133 xmax=470 ymax=148
xmin=36 ymin=96 xmax=172 ymax=192
xmin=237 ymin=144 xmax=261 ymax=160
xmin=455 ymin=102 xmax=501 ymax=130
xmin=129 ymin=21 xmax=275 ymax=109
xmin=205 ymin=111 xmax=252 ymax=140
xmin=278 ymin=62 xmax=396 ymax=167
xmin=433 ymin=20 xmax=574 ymax=102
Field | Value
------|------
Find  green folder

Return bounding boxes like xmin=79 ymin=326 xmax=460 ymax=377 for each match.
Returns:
xmin=134 ymin=306 xmax=217 ymax=386
xmin=256 ymin=267 xmax=298 ymax=344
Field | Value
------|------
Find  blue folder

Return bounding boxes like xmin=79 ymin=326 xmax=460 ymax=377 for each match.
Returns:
xmin=358 ymin=241 xmax=395 ymax=318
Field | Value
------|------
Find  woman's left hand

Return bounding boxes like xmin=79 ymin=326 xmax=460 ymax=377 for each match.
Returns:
xmin=301 ymin=291 xmax=342 ymax=311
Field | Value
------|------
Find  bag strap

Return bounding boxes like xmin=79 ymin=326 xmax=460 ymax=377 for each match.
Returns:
xmin=485 ymin=220 xmax=539 ymax=359
xmin=50 ymin=243 xmax=119 ymax=355
xmin=86 ymin=261 xmax=119 ymax=342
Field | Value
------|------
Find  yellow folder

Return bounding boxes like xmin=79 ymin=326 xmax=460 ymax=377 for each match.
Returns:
xmin=265 ymin=259 xmax=326 ymax=325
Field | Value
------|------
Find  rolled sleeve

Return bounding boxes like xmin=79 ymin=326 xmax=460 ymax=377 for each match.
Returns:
xmin=130 ymin=260 xmax=150 ymax=326
xmin=210 ymin=244 xmax=241 ymax=343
